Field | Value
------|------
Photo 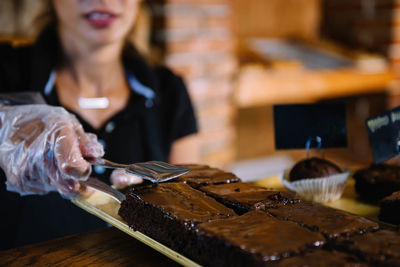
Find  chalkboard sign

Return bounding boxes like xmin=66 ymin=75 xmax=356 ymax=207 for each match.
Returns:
xmin=274 ymin=104 xmax=347 ymax=149
xmin=366 ymin=106 xmax=400 ymax=163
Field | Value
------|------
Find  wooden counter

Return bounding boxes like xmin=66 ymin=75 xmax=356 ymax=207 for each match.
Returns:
xmin=0 ymin=227 xmax=180 ymax=267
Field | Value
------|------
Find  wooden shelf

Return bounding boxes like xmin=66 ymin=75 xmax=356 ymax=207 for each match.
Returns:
xmin=234 ymin=66 xmax=396 ymax=108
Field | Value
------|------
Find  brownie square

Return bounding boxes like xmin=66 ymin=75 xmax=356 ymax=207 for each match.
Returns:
xmin=267 ymin=202 xmax=379 ymax=239
xmin=272 ymin=249 xmax=367 ymax=267
xmin=190 ymin=211 xmax=325 ymax=267
xmin=379 ymin=191 xmax=400 ymax=225
xmin=198 ymin=182 xmax=301 ymax=214
xmin=118 ymin=183 xmax=237 ymax=254
xmin=335 ymin=230 xmax=400 ymax=265
xmin=353 ymin=164 xmax=400 ymax=203
xmin=173 ymin=164 xmax=241 ymax=188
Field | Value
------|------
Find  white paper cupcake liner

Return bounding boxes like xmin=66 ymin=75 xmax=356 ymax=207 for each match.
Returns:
xmin=280 ymin=170 xmax=350 ymax=203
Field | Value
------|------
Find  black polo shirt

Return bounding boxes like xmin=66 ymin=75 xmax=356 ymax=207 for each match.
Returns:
xmin=0 ymin=27 xmax=197 ymax=249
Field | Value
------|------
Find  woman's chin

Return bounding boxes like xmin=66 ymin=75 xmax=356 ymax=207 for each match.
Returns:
xmin=81 ymin=28 xmax=129 ymax=47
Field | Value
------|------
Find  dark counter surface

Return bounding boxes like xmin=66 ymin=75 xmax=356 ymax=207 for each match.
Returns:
xmin=0 ymin=227 xmax=180 ymax=267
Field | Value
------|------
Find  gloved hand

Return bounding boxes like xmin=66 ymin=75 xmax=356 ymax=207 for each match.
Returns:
xmin=0 ymin=104 xmax=104 ymax=196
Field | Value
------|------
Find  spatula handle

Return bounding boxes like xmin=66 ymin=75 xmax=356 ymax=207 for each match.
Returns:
xmin=85 ymin=157 xmax=128 ymax=169
xmin=80 ymin=178 xmax=126 ymax=203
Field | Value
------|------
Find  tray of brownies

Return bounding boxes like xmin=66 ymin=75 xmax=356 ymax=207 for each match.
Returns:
xmin=72 ymin=163 xmax=400 ymax=267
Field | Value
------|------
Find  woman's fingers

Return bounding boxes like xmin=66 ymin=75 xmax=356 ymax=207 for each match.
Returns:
xmin=110 ymin=169 xmax=143 ymax=189
xmin=53 ymin=124 xmax=91 ymax=181
xmin=75 ymin=126 xmax=104 ymax=159
xmin=52 ymin=176 xmax=81 ymax=196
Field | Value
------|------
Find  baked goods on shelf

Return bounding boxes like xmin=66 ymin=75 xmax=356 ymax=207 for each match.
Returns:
xmin=191 ymin=211 xmax=325 ymax=266
xmin=281 ymin=158 xmax=349 ymax=202
xmin=379 ymin=191 xmax=400 ymax=225
xmin=271 ymin=249 xmax=366 ymax=267
xmin=118 ymin=182 xmax=236 ymax=253
xmin=289 ymin=157 xmax=342 ymax=181
xmin=353 ymin=164 xmax=400 ymax=203
xmin=173 ymin=164 xmax=241 ymax=188
xmin=335 ymin=230 xmax=400 ymax=265
xmin=117 ymin=164 xmax=399 ymax=266
xmin=267 ymin=202 xmax=379 ymax=239
xmin=123 ymin=164 xmax=241 ymax=192
xmin=198 ymin=182 xmax=300 ymax=214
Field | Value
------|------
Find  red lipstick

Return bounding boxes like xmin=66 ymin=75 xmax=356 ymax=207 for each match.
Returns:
xmin=84 ymin=11 xmax=117 ymax=28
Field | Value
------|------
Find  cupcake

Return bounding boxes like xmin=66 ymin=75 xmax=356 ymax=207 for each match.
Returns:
xmin=289 ymin=157 xmax=342 ymax=181
xmin=281 ymin=157 xmax=350 ymax=202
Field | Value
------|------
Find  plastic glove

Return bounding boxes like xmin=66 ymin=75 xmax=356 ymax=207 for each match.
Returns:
xmin=0 ymin=104 xmax=104 ymax=196
xmin=110 ymin=169 xmax=143 ymax=189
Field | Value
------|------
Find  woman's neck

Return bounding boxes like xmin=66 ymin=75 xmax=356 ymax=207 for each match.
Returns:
xmin=57 ymin=28 xmax=126 ymax=97
xmin=55 ymin=29 xmax=131 ymax=129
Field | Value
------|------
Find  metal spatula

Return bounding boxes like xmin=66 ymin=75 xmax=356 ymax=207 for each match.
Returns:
xmin=80 ymin=177 xmax=126 ymax=203
xmin=85 ymin=158 xmax=189 ymax=183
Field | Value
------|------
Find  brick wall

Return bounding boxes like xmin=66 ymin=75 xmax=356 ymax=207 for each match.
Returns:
xmin=148 ymin=0 xmax=237 ymax=167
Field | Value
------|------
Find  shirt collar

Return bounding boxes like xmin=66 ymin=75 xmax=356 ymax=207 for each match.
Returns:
xmin=43 ymin=69 xmax=156 ymax=108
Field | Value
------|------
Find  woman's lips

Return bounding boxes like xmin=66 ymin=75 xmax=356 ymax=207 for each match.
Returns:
xmin=84 ymin=11 xmax=117 ymax=28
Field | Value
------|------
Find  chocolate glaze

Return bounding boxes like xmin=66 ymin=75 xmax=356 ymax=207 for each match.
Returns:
xmin=335 ymin=230 xmax=400 ymax=265
xmin=121 ymin=164 xmax=240 ymax=195
xmin=191 ymin=211 xmax=325 ymax=266
xmin=118 ymin=165 xmax=385 ymax=266
xmin=199 ymin=182 xmax=301 ymax=214
xmin=272 ymin=249 xmax=366 ymax=267
xmin=176 ymin=164 xmax=210 ymax=170
xmin=354 ymin=164 xmax=400 ymax=203
xmin=118 ymin=182 xmax=236 ymax=255
xmin=379 ymin=191 xmax=400 ymax=225
xmin=120 ymin=183 xmax=236 ymax=227
xmin=173 ymin=165 xmax=241 ymax=188
xmin=289 ymin=157 xmax=342 ymax=181
xmin=268 ymin=202 xmax=379 ymax=239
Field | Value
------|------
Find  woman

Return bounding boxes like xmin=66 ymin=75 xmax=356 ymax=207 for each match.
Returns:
xmin=0 ymin=0 xmax=198 ymax=249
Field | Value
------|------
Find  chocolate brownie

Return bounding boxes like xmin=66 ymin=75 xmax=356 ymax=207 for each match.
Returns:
xmin=173 ymin=164 xmax=241 ymax=188
xmin=267 ymin=202 xmax=379 ymax=239
xmin=191 ymin=211 xmax=325 ymax=267
xmin=176 ymin=164 xmax=210 ymax=170
xmin=379 ymin=191 xmax=400 ymax=225
xmin=335 ymin=230 xmax=400 ymax=265
xmin=353 ymin=164 xmax=400 ymax=203
xmin=290 ymin=157 xmax=342 ymax=181
xmin=272 ymin=249 xmax=366 ymax=267
xmin=126 ymin=164 xmax=241 ymax=190
xmin=118 ymin=182 xmax=237 ymax=254
xmin=198 ymin=182 xmax=301 ymax=214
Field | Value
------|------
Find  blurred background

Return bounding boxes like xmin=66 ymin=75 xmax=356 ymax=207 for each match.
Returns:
xmin=0 ymin=0 xmax=398 ymax=180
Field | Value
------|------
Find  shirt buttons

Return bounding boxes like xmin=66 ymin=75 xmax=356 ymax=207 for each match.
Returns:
xmin=94 ymin=165 xmax=106 ymax=175
xmin=105 ymin=121 xmax=115 ymax=133
xmin=145 ymin=99 xmax=153 ymax=108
